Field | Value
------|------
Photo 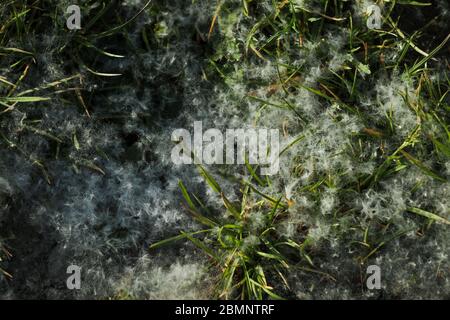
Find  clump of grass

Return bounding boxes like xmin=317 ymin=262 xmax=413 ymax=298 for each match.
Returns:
xmin=150 ymin=165 xmax=335 ymax=299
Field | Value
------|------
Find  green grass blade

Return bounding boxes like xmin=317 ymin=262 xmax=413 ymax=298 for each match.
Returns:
xmin=149 ymin=229 xmax=211 ymax=249
xmin=408 ymin=207 xmax=450 ymax=225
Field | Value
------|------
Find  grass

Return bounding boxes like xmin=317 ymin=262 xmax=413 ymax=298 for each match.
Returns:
xmin=150 ymin=0 xmax=450 ymax=299
xmin=1 ymin=0 xmax=449 ymax=299
xmin=150 ymin=164 xmax=335 ymax=299
xmin=0 ymin=243 xmax=13 ymax=280
xmin=0 ymin=1 xmax=154 ymax=183
xmin=0 ymin=0 xmax=147 ymax=283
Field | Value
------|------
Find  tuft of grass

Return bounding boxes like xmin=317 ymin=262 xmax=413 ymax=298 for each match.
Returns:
xmin=150 ymin=166 xmax=334 ymax=300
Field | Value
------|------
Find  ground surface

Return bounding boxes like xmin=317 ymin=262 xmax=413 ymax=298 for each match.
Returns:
xmin=0 ymin=0 xmax=449 ymax=299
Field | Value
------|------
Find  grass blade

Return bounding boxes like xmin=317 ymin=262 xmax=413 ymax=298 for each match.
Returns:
xmin=408 ymin=207 xmax=450 ymax=225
